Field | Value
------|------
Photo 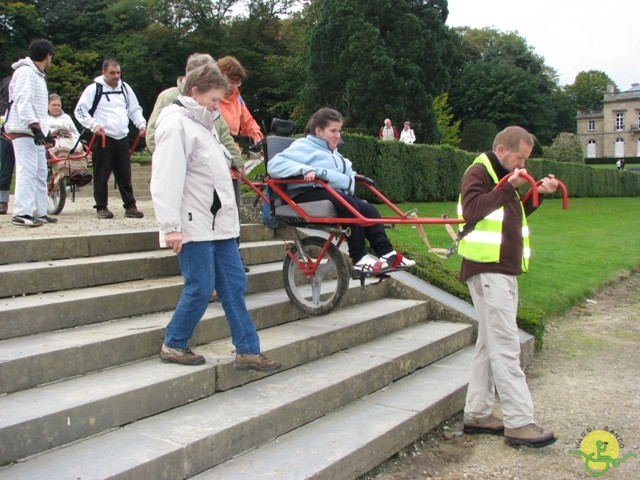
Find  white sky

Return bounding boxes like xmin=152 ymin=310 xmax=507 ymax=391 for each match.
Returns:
xmin=446 ymin=0 xmax=639 ymax=90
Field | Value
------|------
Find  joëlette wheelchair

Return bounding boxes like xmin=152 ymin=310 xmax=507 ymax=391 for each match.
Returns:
xmin=236 ymin=119 xmax=568 ymax=316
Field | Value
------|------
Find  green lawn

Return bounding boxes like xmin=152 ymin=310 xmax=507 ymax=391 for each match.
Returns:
xmin=379 ymin=197 xmax=640 ymax=315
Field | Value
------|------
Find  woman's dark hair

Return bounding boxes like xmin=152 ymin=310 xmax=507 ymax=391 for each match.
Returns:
xmin=27 ymin=39 xmax=54 ymax=62
xmin=304 ymin=108 xmax=343 ymax=136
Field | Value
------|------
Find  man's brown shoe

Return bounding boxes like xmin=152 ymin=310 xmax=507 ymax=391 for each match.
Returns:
xmin=160 ymin=344 xmax=205 ymax=366
xmin=234 ymin=353 xmax=282 ymax=372
xmin=504 ymin=423 xmax=558 ymax=448
xmin=124 ymin=206 xmax=144 ymax=218
xmin=0 ymin=202 xmax=8 ymax=215
xmin=97 ymin=207 xmax=114 ymax=219
xmin=463 ymin=414 xmax=504 ymax=435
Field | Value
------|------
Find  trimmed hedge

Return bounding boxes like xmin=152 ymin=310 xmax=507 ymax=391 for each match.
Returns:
xmin=340 ymin=133 xmax=640 ymax=202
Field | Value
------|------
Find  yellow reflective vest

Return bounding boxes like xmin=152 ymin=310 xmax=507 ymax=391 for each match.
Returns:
xmin=457 ymin=154 xmax=530 ymax=272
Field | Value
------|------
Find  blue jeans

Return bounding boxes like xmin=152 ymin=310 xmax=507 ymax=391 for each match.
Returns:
xmin=164 ymin=238 xmax=261 ymax=354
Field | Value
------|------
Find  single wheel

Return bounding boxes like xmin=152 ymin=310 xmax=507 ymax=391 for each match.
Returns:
xmin=283 ymin=236 xmax=350 ymax=316
xmin=48 ymin=177 xmax=66 ymax=215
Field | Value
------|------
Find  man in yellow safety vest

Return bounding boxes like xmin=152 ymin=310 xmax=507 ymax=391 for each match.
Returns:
xmin=457 ymin=126 xmax=559 ymax=448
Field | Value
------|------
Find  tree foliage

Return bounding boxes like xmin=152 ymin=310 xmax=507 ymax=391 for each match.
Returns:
xmin=0 ymin=0 xmax=595 ymax=147
xmin=305 ymin=0 xmax=455 ymax=143
xmin=0 ymin=0 xmax=45 ymax=77
xmin=565 ymin=70 xmax=615 ymax=111
xmin=545 ymin=132 xmax=584 ymax=164
xmin=448 ymin=27 xmax=575 ymax=145
xmin=432 ymin=92 xmax=460 ymax=147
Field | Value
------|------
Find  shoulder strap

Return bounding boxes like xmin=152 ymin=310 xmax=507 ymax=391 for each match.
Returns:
xmin=88 ymin=83 xmax=103 ymax=116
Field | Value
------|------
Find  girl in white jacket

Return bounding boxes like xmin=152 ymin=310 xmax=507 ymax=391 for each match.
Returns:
xmin=150 ymin=63 xmax=281 ymax=372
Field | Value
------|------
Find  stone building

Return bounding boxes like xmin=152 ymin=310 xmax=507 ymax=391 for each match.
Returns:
xmin=576 ymin=83 xmax=640 ymax=159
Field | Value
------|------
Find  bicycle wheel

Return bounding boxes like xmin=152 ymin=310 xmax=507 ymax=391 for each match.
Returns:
xmin=48 ymin=177 xmax=66 ymax=215
xmin=283 ymin=236 xmax=350 ymax=316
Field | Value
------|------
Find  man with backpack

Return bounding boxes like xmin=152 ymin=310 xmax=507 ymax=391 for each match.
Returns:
xmin=74 ymin=59 xmax=146 ymax=219
xmin=3 ymin=39 xmax=57 ymax=226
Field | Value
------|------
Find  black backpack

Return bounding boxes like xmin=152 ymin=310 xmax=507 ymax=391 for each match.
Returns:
xmin=88 ymin=81 xmax=129 ymax=116
xmin=0 ymin=76 xmax=12 ymax=117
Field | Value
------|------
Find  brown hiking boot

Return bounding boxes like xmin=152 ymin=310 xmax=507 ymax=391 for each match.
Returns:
xmin=124 ymin=206 xmax=144 ymax=218
xmin=463 ymin=414 xmax=504 ymax=435
xmin=234 ymin=353 xmax=282 ymax=372
xmin=504 ymin=423 xmax=558 ymax=448
xmin=97 ymin=207 xmax=114 ymax=219
xmin=160 ymin=344 xmax=205 ymax=366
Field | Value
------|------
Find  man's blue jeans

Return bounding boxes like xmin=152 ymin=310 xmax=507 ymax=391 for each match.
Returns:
xmin=164 ymin=238 xmax=261 ymax=354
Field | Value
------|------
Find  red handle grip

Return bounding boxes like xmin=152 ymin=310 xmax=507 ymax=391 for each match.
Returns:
xmin=521 ymin=178 xmax=569 ymax=209
xmin=494 ymin=171 xmax=539 ymax=207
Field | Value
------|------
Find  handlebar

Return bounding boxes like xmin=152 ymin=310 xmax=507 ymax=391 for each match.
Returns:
xmin=521 ymin=178 xmax=569 ymax=209
xmin=494 ymin=171 xmax=539 ymax=207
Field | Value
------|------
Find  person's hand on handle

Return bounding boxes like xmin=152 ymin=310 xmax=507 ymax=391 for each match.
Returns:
xmin=537 ymin=174 xmax=559 ymax=195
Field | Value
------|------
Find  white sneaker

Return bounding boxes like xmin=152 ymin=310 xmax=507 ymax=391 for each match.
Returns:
xmin=380 ymin=251 xmax=416 ymax=269
xmin=353 ymin=254 xmax=388 ymax=274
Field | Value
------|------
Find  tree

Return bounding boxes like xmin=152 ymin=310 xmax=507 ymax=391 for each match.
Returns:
xmin=460 ymin=121 xmax=497 ymax=152
xmin=565 ymin=70 xmax=615 ymax=111
xmin=432 ymin=92 xmax=460 ymax=147
xmin=545 ymin=132 xmax=584 ymax=163
xmin=0 ymin=1 xmax=45 ymax=77
xmin=305 ymin=0 xmax=454 ymax=142
xmin=449 ymin=27 xmax=566 ymax=145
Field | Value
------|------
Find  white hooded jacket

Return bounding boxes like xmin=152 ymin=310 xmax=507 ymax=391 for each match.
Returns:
xmin=74 ymin=75 xmax=146 ymax=140
xmin=150 ymin=95 xmax=237 ymax=246
xmin=5 ymin=57 xmax=49 ymax=136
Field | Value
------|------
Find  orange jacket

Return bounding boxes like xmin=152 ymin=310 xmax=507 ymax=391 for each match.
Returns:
xmin=219 ymin=86 xmax=263 ymax=144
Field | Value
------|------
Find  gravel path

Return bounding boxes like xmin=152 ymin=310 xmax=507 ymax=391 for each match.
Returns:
xmin=362 ymin=272 xmax=640 ymax=480
xmin=0 ymin=194 xmax=158 ymax=239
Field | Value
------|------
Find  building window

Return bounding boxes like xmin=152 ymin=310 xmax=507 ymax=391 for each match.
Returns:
xmin=588 ymin=120 xmax=595 ymax=131
xmin=615 ymin=113 xmax=624 ymax=131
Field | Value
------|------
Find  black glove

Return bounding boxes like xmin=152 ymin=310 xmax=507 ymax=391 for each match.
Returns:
xmin=31 ymin=127 xmax=46 ymax=146
xmin=46 ymin=133 xmax=55 ymax=145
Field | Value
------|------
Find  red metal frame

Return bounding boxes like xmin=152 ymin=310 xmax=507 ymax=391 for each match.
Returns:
xmin=236 ymin=168 xmax=569 ymax=280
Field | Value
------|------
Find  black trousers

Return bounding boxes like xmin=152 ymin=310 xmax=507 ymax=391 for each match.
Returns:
xmin=293 ymin=188 xmax=393 ymax=262
xmin=0 ymin=136 xmax=15 ymax=193
xmin=92 ymin=136 xmax=136 ymax=209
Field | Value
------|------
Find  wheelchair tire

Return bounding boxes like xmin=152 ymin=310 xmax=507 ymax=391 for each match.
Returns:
xmin=283 ymin=236 xmax=350 ymax=316
xmin=48 ymin=177 xmax=66 ymax=215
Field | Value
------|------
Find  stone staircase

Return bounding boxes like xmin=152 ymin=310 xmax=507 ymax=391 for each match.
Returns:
xmin=0 ymin=196 xmax=535 ymax=479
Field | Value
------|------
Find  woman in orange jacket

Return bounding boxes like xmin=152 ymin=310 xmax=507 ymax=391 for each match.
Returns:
xmin=216 ymin=56 xmax=263 ymax=148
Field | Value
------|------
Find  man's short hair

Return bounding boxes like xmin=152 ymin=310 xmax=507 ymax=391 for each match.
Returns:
xmin=28 ymin=39 xmax=54 ymax=62
xmin=493 ymin=126 xmax=534 ymax=152
xmin=185 ymin=53 xmax=215 ymax=75
xmin=102 ymin=59 xmax=120 ymax=72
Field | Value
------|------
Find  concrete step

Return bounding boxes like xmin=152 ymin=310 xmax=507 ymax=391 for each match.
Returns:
xmin=194 ymin=347 xmax=474 ymax=480
xmin=0 ymin=225 xmax=275 ymax=265
xmin=0 ymin=239 xmax=286 ymax=298
xmin=0 ymin=261 xmax=284 ymax=340
xmin=0 ymin=278 xmax=390 ymax=395
xmin=0 ymin=321 xmax=473 ymax=477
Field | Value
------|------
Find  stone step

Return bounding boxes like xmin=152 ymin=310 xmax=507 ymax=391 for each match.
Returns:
xmin=0 ymin=261 xmax=283 ymax=340
xmin=0 ymin=225 xmax=275 ymax=265
xmin=0 ymin=321 xmax=473 ymax=477
xmin=0 ymin=278 xmax=390 ymax=395
xmin=194 ymin=347 xmax=474 ymax=480
xmin=0 ymin=239 xmax=285 ymax=298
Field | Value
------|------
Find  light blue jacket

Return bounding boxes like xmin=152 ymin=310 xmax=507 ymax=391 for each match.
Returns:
xmin=267 ymin=135 xmax=355 ymax=195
